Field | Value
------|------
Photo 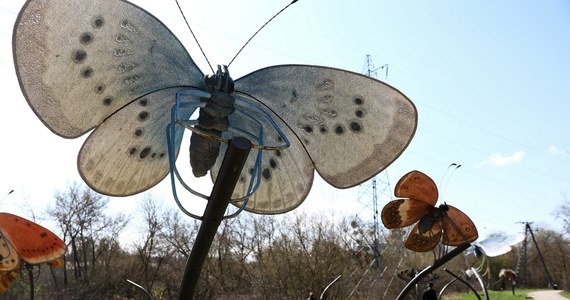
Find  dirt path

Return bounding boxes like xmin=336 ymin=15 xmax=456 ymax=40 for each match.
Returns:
xmin=528 ymin=290 xmax=567 ymax=300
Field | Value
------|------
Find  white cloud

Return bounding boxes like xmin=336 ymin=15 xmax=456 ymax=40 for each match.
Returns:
xmin=549 ymin=145 xmax=568 ymax=156
xmin=475 ymin=151 xmax=526 ymax=168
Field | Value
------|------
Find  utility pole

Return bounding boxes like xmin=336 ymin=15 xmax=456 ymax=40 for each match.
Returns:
xmin=517 ymin=221 xmax=554 ymax=288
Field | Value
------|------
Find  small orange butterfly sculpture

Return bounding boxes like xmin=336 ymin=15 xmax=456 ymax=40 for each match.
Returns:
xmin=0 ymin=213 xmax=66 ymax=292
xmin=381 ymin=170 xmax=478 ymax=252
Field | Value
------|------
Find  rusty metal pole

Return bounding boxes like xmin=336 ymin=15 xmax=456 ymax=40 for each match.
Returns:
xmin=178 ymin=136 xmax=252 ymax=299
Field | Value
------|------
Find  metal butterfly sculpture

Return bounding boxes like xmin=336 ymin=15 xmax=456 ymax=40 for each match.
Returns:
xmin=467 ymin=233 xmax=524 ymax=258
xmin=0 ymin=213 xmax=66 ymax=292
xmin=381 ymin=170 xmax=478 ymax=252
xmin=13 ymin=0 xmax=417 ymax=215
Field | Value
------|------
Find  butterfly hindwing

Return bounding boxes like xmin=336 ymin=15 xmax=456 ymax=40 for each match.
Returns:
xmin=78 ymin=88 xmax=193 ymax=196
xmin=211 ymin=98 xmax=314 ymax=214
xmin=235 ymin=65 xmax=417 ymax=189
xmin=13 ymin=0 xmax=203 ymax=138
xmin=404 ymin=220 xmax=442 ymax=252
xmin=0 ymin=213 xmax=65 ymax=265
xmin=381 ymin=199 xmax=433 ymax=229
xmin=441 ymin=205 xmax=478 ymax=246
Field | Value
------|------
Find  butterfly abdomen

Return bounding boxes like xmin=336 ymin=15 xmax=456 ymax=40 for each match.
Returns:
xmin=190 ymin=128 xmax=222 ymax=177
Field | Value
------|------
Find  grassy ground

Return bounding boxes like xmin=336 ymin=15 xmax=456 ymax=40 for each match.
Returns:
xmin=444 ymin=289 xmax=553 ymax=299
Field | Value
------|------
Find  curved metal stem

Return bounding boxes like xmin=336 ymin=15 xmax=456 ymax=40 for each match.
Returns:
xmin=396 ymin=242 xmax=470 ymax=300
xmin=127 ymin=279 xmax=152 ymax=300
xmin=442 ymin=268 xmax=481 ymax=300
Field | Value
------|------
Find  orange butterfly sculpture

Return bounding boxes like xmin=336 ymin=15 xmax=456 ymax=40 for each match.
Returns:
xmin=381 ymin=170 xmax=478 ymax=252
xmin=0 ymin=212 xmax=66 ymax=292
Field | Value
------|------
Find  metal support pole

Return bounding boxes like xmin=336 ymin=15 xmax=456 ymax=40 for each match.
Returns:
xmin=178 ymin=137 xmax=252 ymax=299
xmin=396 ymin=243 xmax=470 ymax=300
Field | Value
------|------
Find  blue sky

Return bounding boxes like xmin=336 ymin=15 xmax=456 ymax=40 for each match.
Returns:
xmin=0 ymin=0 xmax=569 ymax=241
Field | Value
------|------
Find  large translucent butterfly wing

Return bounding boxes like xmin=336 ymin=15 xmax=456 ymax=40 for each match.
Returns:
xmin=14 ymin=0 xmax=204 ymax=196
xmin=440 ymin=205 xmax=478 ymax=246
xmin=0 ymin=213 xmax=66 ymax=265
xmin=14 ymin=0 xmax=203 ymax=138
xmin=78 ymin=88 xmax=193 ymax=195
xmin=404 ymin=220 xmax=442 ymax=252
xmin=393 ymin=170 xmax=438 ymax=205
xmin=472 ymin=233 xmax=524 ymax=257
xmin=213 ymin=66 xmax=417 ymax=213
xmin=233 ymin=66 xmax=417 ymax=188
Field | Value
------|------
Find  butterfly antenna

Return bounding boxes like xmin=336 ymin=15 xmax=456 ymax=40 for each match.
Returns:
xmin=175 ymin=0 xmax=215 ymax=74
xmin=440 ymin=163 xmax=461 ymax=201
xmin=1 ymin=190 xmax=14 ymax=202
xmin=227 ymin=0 xmax=299 ymax=67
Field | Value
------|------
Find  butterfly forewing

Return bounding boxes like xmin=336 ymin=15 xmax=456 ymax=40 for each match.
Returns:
xmin=13 ymin=0 xmax=203 ymax=138
xmin=0 ymin=213 xmax=65 ymax=265
xmin=381 ymin=199 xmax=433 ymax=229
xmin=404 ymin=221 xmax=442 ymax=252
xmin=394 ymin=170 xmax=438 ymax=206
xmin=441 ymin=205 xmax=478 ymax=246
xmin=235 ymin=65 xmax=417 ymax=188
xmin=78 ymin=88 xmax=193 ymax=196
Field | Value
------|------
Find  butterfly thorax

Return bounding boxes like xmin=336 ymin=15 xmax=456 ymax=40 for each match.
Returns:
xmin=417 ymin=206 xmax=446 ymax=234
xmin=189 ymin=66 xmax=237 ymax=177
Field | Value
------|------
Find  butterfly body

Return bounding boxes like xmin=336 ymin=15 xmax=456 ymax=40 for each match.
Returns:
xmin=189 ymin=66 xmax=236 ymax=177
xmin=417 ymin=204 xmax=447 ymax=234
xmin=14 ymin=0 xmax=418 ymax=214
xmin=381 ymin=171 xmax=478 ymax=252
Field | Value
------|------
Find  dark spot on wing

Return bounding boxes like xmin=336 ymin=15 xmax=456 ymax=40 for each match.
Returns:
xmin=92 ymin=16 xmax=104 ymax=28
xmin=80 ymin=32 xmax=93 ymax=45
xmin=139 ymin=98 xmax=148 ymax=106
xmin=81 ymin=67 xmax=93 ymax=78
xmin=73 ymin=50 xmax=87 ymax=63
xmin=94 ymin=84 xmax=105 ymax=94
xmin=335 ymin=125 xmax=344 ymax=135
xmin=262 ymin=168 xmax=271 ymax=180
xmin=269 ymin=158 xmax=277 ymax=169
xmin=102 ymin=97 xmax=113 ymax=106
xmin=140 ymin=147 xmax=151 ymax=159
xmin=355 ymin=109 xmax=365 ymax=118
xmin=138 ymin=111 xmax=149 ymax=121
xmin=350 ymin=121 xmax=362 ymax=133
xmin=301 ymin=125 xmax=313 ymax=133
xmin=134 ymin=128 xmax=143 ymax=137
xmin=354 ymin=97 xmax=364 ymax=105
